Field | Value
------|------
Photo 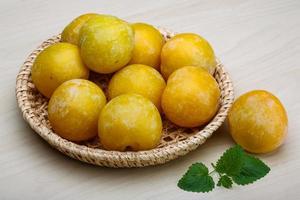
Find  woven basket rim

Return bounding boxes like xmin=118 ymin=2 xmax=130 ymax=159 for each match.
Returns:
xmin=16 ymin=28 xmax=234 ymax=167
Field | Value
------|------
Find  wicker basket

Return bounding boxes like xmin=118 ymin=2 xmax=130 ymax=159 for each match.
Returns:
xmin=15 ymin=28 xmax=234 ymax=168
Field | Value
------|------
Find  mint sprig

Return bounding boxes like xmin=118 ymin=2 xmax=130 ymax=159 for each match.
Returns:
xmin=177 ymin=163 xmax=215 ymax=192
xmin=177 ymin=145 xmax=270 ymax=192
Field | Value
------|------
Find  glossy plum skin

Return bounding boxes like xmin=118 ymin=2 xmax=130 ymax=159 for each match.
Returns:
xmin=108 ymin=64 xmax=166 ymax=111
xmin=228 ymin=90 xmax=288 ymax=153
xmin=79 ymin=15 xmax=134 ymax=74
xmin=129 ymin=23 xmax=165 ymax=70
xmin=98 ymin=94 xmax=162 ymax=151
xmin=160 ymin=33 xmax=216 ymax=79
xmin=161 ymin=66 xmax=220 ymax=128
xmin=48 ymin=79 xmax=106 ymax=142
xmin=31 ymin=43 xmax=89 ymax=98
xmin=61 ymin=13 xmax=98 ymax=45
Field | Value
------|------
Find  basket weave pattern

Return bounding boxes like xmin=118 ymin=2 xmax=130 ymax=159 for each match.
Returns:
xmin=16 ymin=29 xmax=234 ymax=168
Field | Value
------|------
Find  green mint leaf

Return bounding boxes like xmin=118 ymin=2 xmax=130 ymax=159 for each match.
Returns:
xmin=178 ymin=163 xmax=215 ymax=193
xmin=217 ymin=175 xmax=233 ymax=188
xmin=232 ymin=154 xmax=270 ymax=185
xmin=177 ymin=145 xmax=271 ymax=193
xmin=215 ymin=145 xmax=244 ymax=176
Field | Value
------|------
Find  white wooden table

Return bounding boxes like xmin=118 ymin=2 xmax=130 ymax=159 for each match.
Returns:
xmin=1 ymin=0 xmax=299 ymax=199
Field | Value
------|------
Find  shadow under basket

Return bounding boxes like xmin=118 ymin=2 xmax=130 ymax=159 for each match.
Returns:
xmin=15 ymin=28 xmax=234 ymax=168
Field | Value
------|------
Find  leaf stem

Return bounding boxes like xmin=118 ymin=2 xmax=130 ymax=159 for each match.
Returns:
xmin=211 ymin=163 xmax=222 ymax=177
xmin=208 ymin=169 xmax=216 ymax=175
xmin=211 ymin=163 xmax=216 ymax=169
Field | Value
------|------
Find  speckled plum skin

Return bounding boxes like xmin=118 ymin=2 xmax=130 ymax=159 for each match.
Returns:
xmin=79 ymin=15 xmax=134 ymax=74
xmin=161 ymin=66 xmax=220 ymax=128
xmin=129 ymin=23 xmax=165 ymax=70
xmin=31 ymin=43 xmax=89 ymax=98
xmin=48 ymin=79 xmax=106 ymax=142
xmin=160 ymin=33 xmax=216 ymax=79
xmin=108 ymin=64 xmax=166 ymax=111
xmin=228 ymin=90 xmax=288 ymax=153
xmin=98 ymin=94 xmax=162 ymax=151
xmin=61 ymin=13 xmax=99 ymax=45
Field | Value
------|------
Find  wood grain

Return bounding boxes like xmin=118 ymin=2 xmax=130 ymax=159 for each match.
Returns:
xmin=0 ymin=0 xmax=299 ymax=199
